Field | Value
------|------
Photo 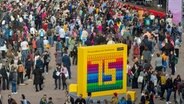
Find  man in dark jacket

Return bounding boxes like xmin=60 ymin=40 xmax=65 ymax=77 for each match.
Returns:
xmin=36 ymin=37 xmax=44 ymax=55
xmin=62 ymin=51 xmax=71 ymax=79
xmin=0 ymin=65 xmax=9 ymax=90
xmin=43 ymin=51 xmax=51 ymax=74
xmin=25 ymin=57 xmax=33 ymax=80
xmin=33 ymin=67 xmax=43 ymax=92
xmin=169 ymin=51 xmax=177 ymax=75
xmin=36 ymin=56 xmax=44 ymax=73
xmin=166 ymin=75 xmax=173 ymax=104
xmin=52 ymin=65 xmax=61 ymax=90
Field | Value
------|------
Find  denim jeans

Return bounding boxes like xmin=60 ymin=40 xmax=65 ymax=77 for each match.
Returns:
xmin=67 ymin=66 xmax=71 ymax=79
xmin=166 ymin=88 xmax=172 ymax=102
xmin=127 ymin=75 xmax=131 ymax=87
xmin=11 ymin=81 xmax=17 ymax=93
xmin=65 ymin=36 xmax=69 ymax=48
xmin=21 ymin=50 xmax=29 ymax=65
xmin=82 ymin=38 xmax=87 ymax=45
xmin=48 ymin=36 xmax=54 ymax=47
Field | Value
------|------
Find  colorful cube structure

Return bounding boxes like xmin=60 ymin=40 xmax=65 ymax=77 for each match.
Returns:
xmin=69 ymin=44 xmax=127 ymax=98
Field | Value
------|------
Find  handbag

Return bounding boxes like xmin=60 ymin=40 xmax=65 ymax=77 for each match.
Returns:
xmin=137 ymin=76 xmax=144 ymax=83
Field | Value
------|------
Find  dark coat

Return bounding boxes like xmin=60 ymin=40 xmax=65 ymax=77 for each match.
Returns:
xmin=25 ymin=60 xmax=33 ymax=70
xmin=62 ymin=54 xmax=71 ymax=68
xmin=33 ymin=68 xmax=43 ymax=85
xmin=36 ymin=59 xmax=44 ymax=70
xmin=0 ymin=67 xmax=8 ymax=79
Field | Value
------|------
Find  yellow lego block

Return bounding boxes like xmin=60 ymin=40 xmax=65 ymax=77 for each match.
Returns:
xmin=69 ymin=44 xmax=127 ymax=98
xmin=69 ymin=84 xmax=77 ymax=92
xmin=126 ymin=91 xmax=136 ymax=101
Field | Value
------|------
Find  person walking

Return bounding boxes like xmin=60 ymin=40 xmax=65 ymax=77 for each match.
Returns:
xmin=43 ymin=51 xmax=51 ymax=74
xmin=161 ymin=52 xmax=168 ymax=72
xmin=174 ymin=36 xmax=181 ymax=58
xmin=131 ymin=57 xmax=140 ymax=89
xmin=61 ymin=64 xmax=68 ymax=90
xmin=52 ymin=65 xmax=61 ymax=90
xmin=20 ymin=38 xmax=29 ymax=65
xmin=17 ymin=61 xmax=25 ymax=85
xmin=62 ymin=51 xmax=71 ymax=79
xmin=159 ymin=72 xmax=166 ymax=100
xmin=55 ymin=38 xmax=63 ymax=65
xmin=155 ymin=53 xmax=163 ymax=72
xmin=40 ymin=94 xmax=47 ymax=104
xmin=33 ymin=67 xmax=43 ymax=92
xmin=0 ymin=64 xmax=9 ymax=90
xmin=36 ymin=37 xmax=44 ymax=55
xmin=173 ymin=75 xmax=181 ymax=102
xmin=35 ymin=56 xmax=44 ymax=73
xmin=9 ymin=66 xmax=17 ymax=94
xmin=25 ymin=57 xmax=33 ymax=80
xmin=166 ymin=75 xmax=173 ymax=104
xmin=169 ymin=51 xmax=177 ymax=75
xmin=72 ymin=44 xmax=77 ymax=65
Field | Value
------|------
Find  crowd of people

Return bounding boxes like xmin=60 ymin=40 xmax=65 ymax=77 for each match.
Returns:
xmin=0 ymin=0 xmax=183 ymax=104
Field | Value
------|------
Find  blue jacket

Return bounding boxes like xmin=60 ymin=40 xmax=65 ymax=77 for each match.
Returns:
xmin=62 ymin=54 xmax=71 ymax=68
xmin=118 ymin=100 xmax=127 ymax=104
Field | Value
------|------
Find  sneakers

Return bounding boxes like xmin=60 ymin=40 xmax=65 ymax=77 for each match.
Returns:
xmin=166 ymin=101 xmax=172 ymax=104
xmin=28 ymin=79 xmax=32 ymax=81
xmin=11 ymin=92 xmax=18 ymax=95
xmin=19 ymin=83 xmax=26 ymax=86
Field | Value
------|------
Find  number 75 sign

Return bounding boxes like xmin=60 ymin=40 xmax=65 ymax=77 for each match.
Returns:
xmin=69 ymin=44 xmax=127 ymax=98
